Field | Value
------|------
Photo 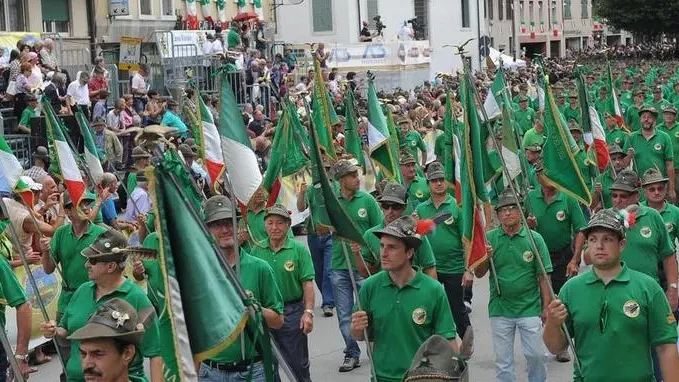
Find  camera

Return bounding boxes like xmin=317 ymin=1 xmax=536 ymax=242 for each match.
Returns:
xmin=407 ymin=16 xmax=425 ymax=40
xmin=373 ymin=15 xmax=386 ymax=36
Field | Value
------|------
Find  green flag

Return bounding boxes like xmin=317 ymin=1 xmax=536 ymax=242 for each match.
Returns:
xmin=540 ymin=66 xmax=592 ymax=205
xmin=443 ymin=92 xmax=456 ymax=185
xmin=343 ymin=88 xmax=365 ymax=169
xmin=312 ymin=57 xmax=336 ymax=158
xmin=307 ymin=104 xmax=367 ymax=246
xmin=149 ymin=162 xmax=249 ymax=379
xmin=75 ymin=111 xmax=104 ymax=186
xmin=367 ymin=77 xmax=399 ymax=181
xmin=384 ymin=109 xmax=404 ymax=184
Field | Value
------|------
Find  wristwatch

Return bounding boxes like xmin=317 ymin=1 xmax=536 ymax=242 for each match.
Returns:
xmin=669 ymin=283 xmax=678 ymax=289
xmin=303 ymin=309 xmax=315 ymax=318
xmin=14 ymin=354 xmax=28 ymax=361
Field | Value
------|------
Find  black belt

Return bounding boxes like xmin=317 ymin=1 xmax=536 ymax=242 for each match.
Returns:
xmin=285 ymin=297 xmax=302 ymax=305
xmin=203 ymin=356 xmax=262 ymax=372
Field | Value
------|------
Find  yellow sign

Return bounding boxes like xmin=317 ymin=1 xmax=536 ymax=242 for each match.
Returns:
xmin=119 ymin=36 xmax=142 ymax=71
xmin=14 ymin=265 xmax=61 ymax=345
xmin=0 ymin=32 xmax=40 ymax=65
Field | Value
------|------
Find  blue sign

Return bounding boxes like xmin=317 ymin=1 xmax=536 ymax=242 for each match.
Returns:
xmin=109 ymin=0 xmax=130 ymax=16
xmin=363 ymin=44 xmax=387 ymax=59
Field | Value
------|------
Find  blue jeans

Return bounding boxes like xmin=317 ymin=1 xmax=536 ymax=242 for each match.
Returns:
xmin=490 ymin=316 xmax=547 ymax=382
xmin=307 ymin=234 xmax=334 ymax=308
xmin=271 ymin=300 xmax=311 ymax=382
xmin=198 ymin=361 xmax=265 ymax=382
xmin=329 ymin=269 xmax=364 ymax=359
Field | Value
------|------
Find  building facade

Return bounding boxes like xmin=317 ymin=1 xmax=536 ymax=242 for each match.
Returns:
xmin=274 ymin=0 xmax=482 ymax=77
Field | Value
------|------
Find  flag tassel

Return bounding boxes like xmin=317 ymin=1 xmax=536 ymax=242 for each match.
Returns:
xmin=473 ymin=58 xmax=583 ymax=374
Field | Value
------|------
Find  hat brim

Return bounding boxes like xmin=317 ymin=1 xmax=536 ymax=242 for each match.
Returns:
xmin=399 ymin=160 xmax=417 ymax=166
xmin=608 ymin=184 xmax=638 ymax=193
xmin=335 ymin=167 xmax=360 ymax=179
xmin=426 ymin=172 xmax=445 ymax=181
xmin=204 ymin=210 xmax=237 ymax=224
xmin=81 ymin=248 xmax=128 ymax=263
xmin=638 ymin=109 xmax=658 ymax=117
xmin=373 ymin=229 xmax=422 ymax=249
xmin=265 ymin=211 xmax=292 ymax=221
xmin=131 ymin=153 xmax=152 ymax=159
xmin=67 ymin=322 xmax=144 ymax=345
xmin=582 ymin=223 xmax=624 ymax=238
xmin=494 ymin=199 xmax=521 ymax=211
xmin=377 ymin=195 xmax=407 ymax=205
xmin=642 ymin=177 xmax=669 ymax=186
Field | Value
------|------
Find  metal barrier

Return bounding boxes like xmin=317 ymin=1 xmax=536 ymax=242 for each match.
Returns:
xmin=2 ymin=134 xmax=31 ymax=168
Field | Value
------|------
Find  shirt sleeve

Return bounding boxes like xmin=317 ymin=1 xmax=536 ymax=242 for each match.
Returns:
xmin=18 ymin=109 xmax=31 ymax=127
xmin=50 ymin=227 xmax=62 ymax=264
xmin=432 ymin=284 xmax=457 ymax=339
xmin=361 ymin=231 xmax=380 ymax=267
xmin=648 ymin=287 xmax=679 ymax=346
xmin=297 ymin=244 xmax=315 ymax=282
xmin=416 ymin=134 xmax=427 ymax=153
xmin=259 ymin=261 xmax=284 ymax=315
xmin=533 ymin=231 xmax=553 ymax=273
xmin=134 ymin=295 xmax=162 ymax=358
xmin=664 ymin=133 xmax=674 ymax=162
xmin=0 ymin=260 xmax=27 ymax=309
xmin=569 ymin=196 xmax=587 ymax=232
xmin=366 ymin=196 xmax=384 ymax=228
xmin=416 ymin=237 xmax=437 ymax=269
xmin=654 ymin=212 xmax=675 ymax=259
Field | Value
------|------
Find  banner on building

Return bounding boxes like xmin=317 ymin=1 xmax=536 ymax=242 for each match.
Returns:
xmin=119 ymin=36 xmax=143 ymax=71
xmin=325 ymin=41 xmax=431 ymax=69
xmin=0 ymin=32 xmax=40 ymax=65
xmin=155 ymin=30 xmax=214 ymax=58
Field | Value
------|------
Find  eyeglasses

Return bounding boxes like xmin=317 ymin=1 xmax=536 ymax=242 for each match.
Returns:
xmin=497 ymin=205 xmax=519 ymax=214
xmin=599 ymin=300 xmax=608 ymax=333
xmin=381 ymin=203 xmax=405 ymax=211
xmin=645 ymin=185 xmax=666 ymax=193
xmin=429 ymin=178 xmax=445 ymax=184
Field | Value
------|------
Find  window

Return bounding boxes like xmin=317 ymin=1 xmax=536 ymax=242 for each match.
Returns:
xmin=551 ymin=1 xmax=557 ymax=24
xmin=41 ymin=0 xmax=69 ymax=33
xmin=367 ymin=0 xmax=379 ymax=28
xmin=161 ymin=0 xmax=173 ymax=16
xmin=506 ymin=0 xmax=513 ymax=19
xmin=413 ymin=0 xmax=429 ymax=38
xmin=581 ymin=0 xmax=588 ymax=18
xmin=139 ymin=0 xmax=152 ymax=16
xmin=488 ymin=0 xmax=494 ymax=20
xmin=563 ymin=0 xmax=572 ymax=19
xmin=311 ymin=0 xmax=332 ymax=32
xmin=0 ymin=0 xmax=24 ymax=31
xmin=461 ymin=0 xmax=470 ymax=27
xmin=498 ymin=0 xmax=503 ymax=20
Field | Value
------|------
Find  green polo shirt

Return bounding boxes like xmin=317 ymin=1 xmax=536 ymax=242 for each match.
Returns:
xmin=594 ymin=168 xmax=616 ymax=209
xmin=624 ymin=129 xmax=674 ymax=177
xmin=657 ymin=121 xmax=679 ymax=169
xmin=18 ymin=107 xmax=35 ymax=129
xmin=514 ymin=107 xmax=537 ymax=136
xmin=227 ymin=28 xmax=241 ymax=49
xmin=563 ymin=105 xmax=581 ymax=125
xmin=50 ymin=222 xmax=107 ymax=313
xmin=559 ymin=264 xmax=677 ymax=382
xmin=251 ymin=237 xmax=315 ymax=302
xmin=605 ymin=127 xmax=628 ymax=148
xmin=624 ymin=104 xmax=642 ymax=131
xmin=332 ymin=190 xmax=383 ymax=270
xmin=621 ymin=205 xmax=674 ymax=283
xmin=60 ymin=279 xmax=161 ymax=382
xmin=405 ymin=176 xmax=430 ymax=214
xmin=575 ymin=150 xmax=597 ymax=191
xmin=357 ymin=270 xmax=457 ymax=382
xmin=526 ymin=188 xmax=587 ymax=252
xmin=127 ymin=172 xmax=137 ymax=198
xmin=209 ymin=251 xmax=284 ymax=363
xmin=486 ymin=227 xmax=552 ymax=318
xmin=361 ymin=222 xmax=436 ymax=271
xmin=521 ymin=128 xmax=545 ymax=149
xmin=403 ymin=130 xmax=427 ymax=160
xmin=652 ymin=99 xmax=671 ymax=114
xmin=640 ymin=200 xmax=679 ymax=249
xmin=415 ymin=195 xmax=465 ymax=274
xmin=140 ymin=233 xmax=165 ymax=312
xmin=0 ymin=258 xmax=27 ymax=329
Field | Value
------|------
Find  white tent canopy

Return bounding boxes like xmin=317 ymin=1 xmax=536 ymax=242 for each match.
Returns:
xmin=488 ymin=47 xmax=526 ymax=69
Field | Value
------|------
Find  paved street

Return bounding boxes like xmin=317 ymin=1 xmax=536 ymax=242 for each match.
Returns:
xmin=32 ymin=241 xmax=575 ymax=381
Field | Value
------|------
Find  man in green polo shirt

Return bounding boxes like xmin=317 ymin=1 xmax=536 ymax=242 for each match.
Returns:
xmin=350 ymin=216 xmax=458 ymax=382
xmin=592 ymin=144 xmax=626 ymax=210
xmin=251 ymin=205 xmax=315 ymax=382
xmin=607 ymin=170 xmax=677 ymax=313
xmin=40 ymin=229 xmax=163 ymax=381
xmin=651 ymin=86 xmax=671 ymax=113
xmin=623 ymin=105 xmax=676 ymax=202
xmin=568 ymin=121 xmax=597 ymax=192
xmin=522 ymin=118 xmax=545 ymax=149
xmin=227 ymin=22 xmax=241 ymax=49
xmin=624 ymin=89 xmax=645 ymax=132
xmin=399 ymin=151 xmax=430 ymax=213
xmin=641 ymin=168 xmax=679 ymax=250
xmin=604 ymin=112 xmax=628 ymax=148
xmin=657 ymin=105 xmax=679 ymax=194
xmin=514 ymin=96 xmax=537 ymax=136
xmin=474 ymin=190 xmax=552 ymax=382
xmin=41 ymin=191 xmax=106 ymax=320
xmin=17 ymin=93 xmax=37 ymax=134
xmin=359 ymin=182 xmax=437 ymax=278
xmin=415 ymin=162 xmax=471 ymax=339
xmin=329 ymin=160 xmax=382 ymax=372
xmin=563 ymin=94 xmax=580 ymax=125
xmin=544 ymin=209 xmax=679 ymax=382
xmin=199 ymin=195 xmax=284 ymax=381
xmin=398 ymin=117 xmax=427 ymax=168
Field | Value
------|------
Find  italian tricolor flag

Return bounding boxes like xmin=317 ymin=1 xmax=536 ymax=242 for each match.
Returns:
xmin=0 ymin=135 xmax=35 ymax=207
xmin=76 ymin=111 xmax=104 ymax=186
xmin=218 ymin=74 xmax=262 ymax=206
xmin=44 ymin=101 xmax=85 ymax=208
xmin=197 ymin=94 xmax=225 ymax=192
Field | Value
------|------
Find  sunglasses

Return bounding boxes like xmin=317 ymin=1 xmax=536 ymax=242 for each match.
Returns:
xmin=599 ymin=300 xmax=608 ymax=333
xmin=87 ymin=257 xmax=104 ymax=265
xmin=381 ymin=203 xmax=405 ymax=211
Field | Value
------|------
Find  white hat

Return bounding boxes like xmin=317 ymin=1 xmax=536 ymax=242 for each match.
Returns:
xmin=18 ymin=176 xmax=43 ymax=191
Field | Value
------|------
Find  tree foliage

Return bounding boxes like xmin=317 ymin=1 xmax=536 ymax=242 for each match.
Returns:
xmin=594 ymin=0 xmax=679 ymax=37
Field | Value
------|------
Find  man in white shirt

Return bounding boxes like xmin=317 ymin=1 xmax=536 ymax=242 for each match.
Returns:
xmin=212 ymin=34 xmax=224 ymax=54
xmin=67 ymin=71 xmax=91 ymax=118
xmin=397 ymin=22 xmax=414 ymax=41
xmin=131 ymin=64 xmax=149 ymax=113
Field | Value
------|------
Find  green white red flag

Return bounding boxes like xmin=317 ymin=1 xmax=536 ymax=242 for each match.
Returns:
xmin=0 ymin=135 xmax=34 ymax=207
xmin=75 ymin=110 xmax=104 ymax=186
xmin=197 ymin=92 xmax=225 ymax=192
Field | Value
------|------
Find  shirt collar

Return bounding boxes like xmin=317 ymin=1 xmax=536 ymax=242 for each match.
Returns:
xmin=500 ymin=226 xmax=527 ymax=238
xmin=263 ymin=237 xmax=294 ymax=252
xmin=380 ymin=267 xmax=423 ymax=289
xmin=585 ymin=262 xmax=631 ymax=284
xmin=537 ymin=188 xmax=564 ymax=203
